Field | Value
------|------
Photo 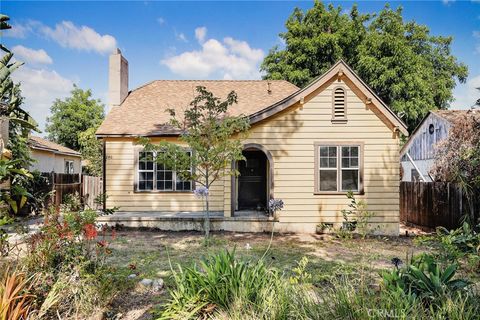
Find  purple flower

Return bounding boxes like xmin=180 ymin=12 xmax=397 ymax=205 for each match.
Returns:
xmin=194 ymin=186 xmax=209 ymax=198
xmin=269 ymin=199 xmax=284 ymax=215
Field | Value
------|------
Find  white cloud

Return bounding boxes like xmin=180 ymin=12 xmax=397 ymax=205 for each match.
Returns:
xmin=195 ymin=26 xmax=207 ymax=43
xmin=442 ymin=0 xmax=455 ymax=5
xmin=161 ymin=32 xmax=264 ymax=79
xmin=12 ymin=45 xmax=53 ymax=65
xmin=3 ymin=22 xmax=32 ymax=38
xmin=157 ymin=17 xmax=166 ymax=26
xmin=12 ymin=66 xmax=74 ymax=131
xmin=40 ymin=21 xmax=117 ymax=54
xmin=451 ymin=74 xmax=480 ymax=109
xmin=175 ymin=30 xmax=188 ymax=42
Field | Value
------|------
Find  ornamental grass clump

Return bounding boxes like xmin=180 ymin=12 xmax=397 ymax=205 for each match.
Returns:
xmin=158 ymin=249 xmax=320 ymax=320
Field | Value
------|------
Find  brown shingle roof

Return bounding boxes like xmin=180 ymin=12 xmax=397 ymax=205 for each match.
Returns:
xmin=96 ymin=80 xmax=299 ymax=136
xmin=433 ymin=109 xmax=480 ymax=123
xmin=29 ymin=136 xmax=81 ymax=156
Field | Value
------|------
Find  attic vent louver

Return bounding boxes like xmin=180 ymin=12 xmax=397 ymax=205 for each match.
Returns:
xmin=332 ymin=87 xmax=346 ymax=122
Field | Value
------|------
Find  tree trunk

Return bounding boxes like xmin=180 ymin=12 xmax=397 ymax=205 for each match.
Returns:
xmin=204 ymin=170 xmax=210 ymax=239
xmin=205 ymin=193 xmax=210 ymax=239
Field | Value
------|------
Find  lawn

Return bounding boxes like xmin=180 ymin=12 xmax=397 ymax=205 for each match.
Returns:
xmin=104 ymin=230 xmax=427 ymax=320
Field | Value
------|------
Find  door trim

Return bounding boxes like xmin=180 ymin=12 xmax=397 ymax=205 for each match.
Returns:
xmin=231 ymin=143 xmax=274 ymax=216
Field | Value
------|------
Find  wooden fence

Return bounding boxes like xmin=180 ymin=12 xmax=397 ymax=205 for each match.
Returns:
xmin=400 ymin=181 xmax=479 ymax=231
xmin=82 ymin=175 xmax=103 ymax=209
xmin=41 ymin=173 xmax=102 ymax=209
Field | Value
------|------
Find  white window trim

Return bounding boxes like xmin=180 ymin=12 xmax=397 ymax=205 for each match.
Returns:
xmin=314 ymin=142 xmax=364 ymax=195
xmin=135 ymin=149 xmax=193 ymax=193
xmin=65 ymin=160 xmax=74 ymax=174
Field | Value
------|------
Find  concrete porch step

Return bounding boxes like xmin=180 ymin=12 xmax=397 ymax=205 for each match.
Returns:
xmin=97 ymin=211 xmax=275 ymax=233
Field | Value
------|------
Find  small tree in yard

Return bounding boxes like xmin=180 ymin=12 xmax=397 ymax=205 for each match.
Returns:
xmin=140 ymin=86 xmax=250 ymax=239
xmin=431 ymin=111 xmax=480 ymax=224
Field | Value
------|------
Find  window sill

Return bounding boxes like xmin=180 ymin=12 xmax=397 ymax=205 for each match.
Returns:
xmin=314 ymin=190 xmax=364 ymax=196
xmin=134 ymin=190 xmax=193 ymax=194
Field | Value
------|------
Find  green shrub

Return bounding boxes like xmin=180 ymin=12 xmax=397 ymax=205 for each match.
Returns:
xmin=417 ymin=222 xmax=480 ymax=274
xmin=382 ymin=254 xmax=472 ymax=307
xmin=158 ymin=250 xmax=320 ymax=320
xmin=317 ymin=275 xmax=479 ymax=320
xmin=20 ymin=209 xmax=127 ymax=318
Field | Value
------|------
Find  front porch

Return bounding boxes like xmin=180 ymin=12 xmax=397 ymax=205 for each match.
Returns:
xmin=97 ymin=211 xmax=275 ymax=233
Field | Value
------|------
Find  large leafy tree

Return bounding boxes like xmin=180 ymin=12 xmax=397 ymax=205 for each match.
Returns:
xmin=261 ymin=2 xmax=468 ymax=130
xmin=141 ymin=86 xmax=250 ymax=239
xmin=46 ymin=85 xmax=104 ymax=151
xmin=78 ymin=127 xmax=102 ymax=176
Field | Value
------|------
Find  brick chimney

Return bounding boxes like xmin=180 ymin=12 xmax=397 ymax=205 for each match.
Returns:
xmin=109 ymin=48 xmax=128 ymax=108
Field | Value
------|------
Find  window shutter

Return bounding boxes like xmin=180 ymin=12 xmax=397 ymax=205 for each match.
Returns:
xmin=333 ymin=88 xmax=346 ymax=120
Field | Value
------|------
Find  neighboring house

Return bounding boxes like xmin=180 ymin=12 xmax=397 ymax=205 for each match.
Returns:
xmin=96 ymin=50 xmax=408 ymax=235
xmin=29 ymin=136 xmax=81 ymax=174
xmin=399 ymin=110 xmax=474 ymax=182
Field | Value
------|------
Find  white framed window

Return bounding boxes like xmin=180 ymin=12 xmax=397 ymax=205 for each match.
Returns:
xmin=64 ymin=160 xmax=74 ymax=174
xmin=315 ymin=143 xmax=362 ymax=193
xmin=137 ymin=150 xmax=192 ymax=192
xmin=138 ymin=151 xmax=155 ymax=191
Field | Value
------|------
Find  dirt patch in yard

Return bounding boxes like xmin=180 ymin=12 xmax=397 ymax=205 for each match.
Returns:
xmin=99 ymin=230 xmax=430 ymax=320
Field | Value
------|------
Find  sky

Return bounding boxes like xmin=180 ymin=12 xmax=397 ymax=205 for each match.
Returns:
xmin=2 ymin=0 xmax=480 ymax=133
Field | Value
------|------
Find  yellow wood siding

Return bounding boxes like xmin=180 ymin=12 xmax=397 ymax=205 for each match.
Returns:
xmin=104 ymin=139 xmax=225 ymax=212
xmin=104 ymin=78 xmax=400 ymax=235
xmin=228 ymin=79 xmax=400 ymax=235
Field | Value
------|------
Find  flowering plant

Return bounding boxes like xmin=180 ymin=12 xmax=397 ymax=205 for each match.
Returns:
xmin=194 ymin=186 xmax=209 ymax=198
xmin=268 ymin=199 xmax=284 ymax=217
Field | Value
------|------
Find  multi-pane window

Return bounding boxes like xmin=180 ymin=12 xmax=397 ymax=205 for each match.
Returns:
xmin=317 ymin=145 xmax=361 ymax=193
xmin=138 ymin=151 xmax=192 ymax=192
xmin=64 ymin=160 xmax=74 ymax=174
xmin=138 ymin=151 xmax=154 ymax=190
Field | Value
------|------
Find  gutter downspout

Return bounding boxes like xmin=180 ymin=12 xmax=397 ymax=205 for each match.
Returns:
xmin=406 ymin=152 xmax=426 ymax=182
xmin=102 ymin=140 xmax=106 ymax=212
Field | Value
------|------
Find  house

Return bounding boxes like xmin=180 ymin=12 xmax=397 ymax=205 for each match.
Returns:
xmin=96 ymin=49 xmax=408 ymax=235
xmin=28 ymin=136 xmax=82 ymax=174
xmin=399 ymin=110 xmax=475 ymax=182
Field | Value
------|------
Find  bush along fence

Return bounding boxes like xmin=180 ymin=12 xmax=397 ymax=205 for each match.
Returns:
xmin=400 ymin=181 xmax=480 ymax=231
xmin=40 ymin=173 xmax=103 ymax=210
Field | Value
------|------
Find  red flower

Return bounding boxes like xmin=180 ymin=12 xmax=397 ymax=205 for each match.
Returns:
xmin=83 ymin=224 xmax=98 ymax=240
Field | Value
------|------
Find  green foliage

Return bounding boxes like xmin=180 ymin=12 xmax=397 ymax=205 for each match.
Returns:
xmin=141 ymin=86 xmax=250 ymax=238
xmin=381 ymin=254 xmax=472 ymax=306
xmin=0 ymin=159 xmax=33 ymax=214
xmin=19 ymin=208 xmax=128 ymax=318
xmin=92 ymin=193 xmax=120 ymax=214
xmin=261 ymin=2 xmax=468 ymax=130
xmin=0 ymin=14 xmax=37 ymax=215
xmin=319 ymin=274 xmax=479 ymax=320
xmin=418 ymin=222 xmax=480 ymax=273
xmin=16 ymin=171 xmax=52 ymax=215
xmin=78 ymin=126 xmax=103 ymax=176
xmin=45 ymin=85 xmax=104 ymax=151
xmin=431 ymin=113 xmax=480 ymax=223
xmin=61 ymin=192 xmax=83 ymax=213
xmin=158 ymin=249 xmax=320 ymax=320
xmin=335 ymin=191 xmax=376 ymax=239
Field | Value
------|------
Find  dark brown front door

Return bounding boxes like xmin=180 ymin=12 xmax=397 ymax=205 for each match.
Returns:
xmin=237 ymin=150 xmax=267 ymax=211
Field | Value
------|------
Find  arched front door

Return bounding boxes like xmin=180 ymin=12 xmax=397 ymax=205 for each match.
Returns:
xmin=237 ymin=150 xmax=267 ymax=211
xmin=232 ymin=143 xmax=274 ymax=216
